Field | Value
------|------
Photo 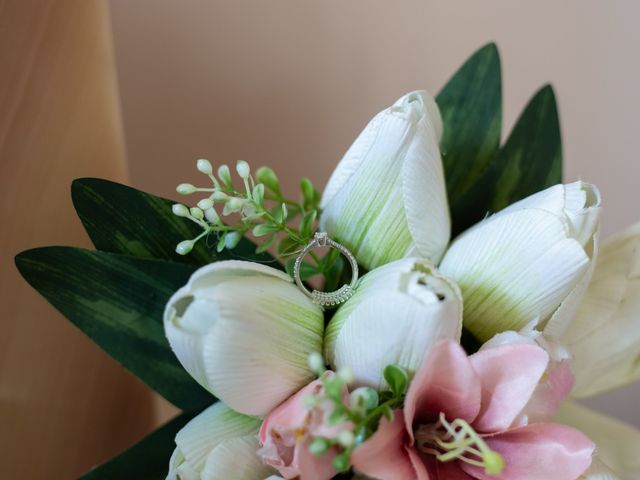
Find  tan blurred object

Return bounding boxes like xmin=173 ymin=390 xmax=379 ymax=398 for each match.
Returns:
xmin=0 ymin=0 xmax=153 ymax=477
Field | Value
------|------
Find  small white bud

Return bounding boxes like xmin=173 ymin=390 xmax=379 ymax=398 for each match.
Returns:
xmin=196 ymin=158 xmax=213 ymax=175
xmin=197 ymin=198 xmax=214 ymax=210
xmin=224 ymin=197 xmax=245 ymax=215
xmin=337 ymin=430 xmax=355 ymax=448
xmin=172 ymin=204 xmax=190 ymax=217
xmin=204 ymin=207 xmax=220 ymax=224
xmin=176 ymin=183 xmax=196 ymax=195
xmin=212 ymin=191 xmax=229 ymax=202
xmin=218 ymin=164 xmax=232 ymax=186
xmin=190 ymin=207 xmax=204 ymax=220
xmin=175 ymin=240 xmax=194 ymax=255
xmin=308 ymin=352 xmax=325 ymax=375
xmin=236 ymin=160 xmax=251 ymax=180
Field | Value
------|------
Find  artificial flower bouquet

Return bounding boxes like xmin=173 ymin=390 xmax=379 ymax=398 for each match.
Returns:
xmin=16 ymin=43 xmax=640 ymax=480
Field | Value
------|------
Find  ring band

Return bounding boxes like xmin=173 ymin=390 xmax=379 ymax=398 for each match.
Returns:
xmin=293 ymin=232 xmax=359 ymax=308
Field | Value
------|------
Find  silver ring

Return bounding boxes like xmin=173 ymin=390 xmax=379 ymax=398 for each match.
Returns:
xmin=293 ymin=232 xmax=359 ymax=308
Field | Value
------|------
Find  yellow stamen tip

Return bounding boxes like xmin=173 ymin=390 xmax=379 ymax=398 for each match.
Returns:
xmin=483 ymin=450 xmax=505 ymax=475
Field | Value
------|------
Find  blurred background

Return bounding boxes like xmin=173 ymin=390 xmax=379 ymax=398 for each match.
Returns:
xmin=2 ymin=0 xmax=639 ymax=477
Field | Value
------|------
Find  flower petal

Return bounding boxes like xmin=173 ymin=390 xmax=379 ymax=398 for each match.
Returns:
xmin=351 ymin=412 xmax=418 ymax=480
xmin=326 ymin=258 xmax=462 ymax=389
xmin=581 ymin=459 xmax=622 ymax=480
xmin=470 ymin=344 xmax=550 ymax=432
xmin=174 ymin=403 xmax=262 ymax=474
xmin=555 ymin=401 xmax=640 ymax=480
xmin=405 ymin=340 xmax=481 ymax=434
xmin=561 ymin=222 xmax=640 ymax=397
xmin=165 ymin=261 xmax=324 ymax=416
xmin=440 ymin=208 xmax=590 ymax=341
xmin=462 ymin=423 xmax=594 ymax=480
xmin=201 ymin=434 xmax=274 ymax=480
xmin=320 ymin=91 xmax=449 ymax=270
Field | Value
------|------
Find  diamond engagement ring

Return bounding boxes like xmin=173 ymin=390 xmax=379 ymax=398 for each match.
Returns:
xmin=293 ymin=232 xmax=359 ymax=308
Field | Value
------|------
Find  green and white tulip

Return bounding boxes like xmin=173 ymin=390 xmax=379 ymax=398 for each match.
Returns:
xmin=439 ymin=181 xmax=600 ymax=342
xmin=324 ymin=258 xmax=462 ymax=389
xmin=164 ymin=261 xmax=324 ymax=416
xmin=561 ymin=222 xmax=640 ymax=398
xmin=167 ymin=402 xmax=272 ymax=480
xmin=319 ymin=91 xmax=450 ymax=271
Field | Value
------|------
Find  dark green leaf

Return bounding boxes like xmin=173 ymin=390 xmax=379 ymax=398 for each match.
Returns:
xmin=15 ymin=247 xmax=212 ymax=411
xmin=80 ymin=412 xmax=197 ymax=480
xmin=436 ymin=43 xmax=502 ymax=235
xmin=487 ymin=85 xmax=562 ymax=211
xmin=71 ymin=178 xmax=276 ymax=267
xmin=452 ymin=85 xmax=562 ymax=232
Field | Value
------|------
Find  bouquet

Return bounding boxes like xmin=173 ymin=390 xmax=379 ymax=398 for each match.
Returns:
xmin=16 ymin=43 xmax=640 ymax=480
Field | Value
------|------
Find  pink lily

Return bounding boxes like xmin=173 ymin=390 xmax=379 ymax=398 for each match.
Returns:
xmin=351 ymin=340 xmax=594 ymax=480
xmin=258 ymin=373 xmax=351 ymax=480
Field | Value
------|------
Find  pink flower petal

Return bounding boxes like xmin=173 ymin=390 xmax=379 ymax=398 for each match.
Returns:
xmin=259 ymin=377 xmax=327 ymax=444
xmin=516 ymin=361 xmax=574 ymax=425
xmin=470 ymin=344 xmax=549 ymax=432
xmin=351 ymin=411 xmax=419 ymax=480
xmin=428 ymin=458 xmax=475 ymax=479
xmin=405 ymin=341 xmax=481 ymax=439
xmin=294 ymin=438 xmax=339 ymax=480
xmin=407 ymin=447 xmax=432 ymax=480
xmin=461 ymin=423 xmax=595 ymax=480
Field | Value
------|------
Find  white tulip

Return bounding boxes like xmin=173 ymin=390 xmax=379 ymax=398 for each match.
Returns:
xmin=561 ymin=222 xmax=640 ymax=397
xmin=555 ymin=402 xmax=640 ymax=480
xmin=319 ymin=91 xmax=450 ymax=271
xmin=324 ymin=258 xmax=462 ymax=389
xmin=164 ymin=261 xmax=324 ymax=416
xmin=167 ymin=402 xmax=273 ymax=480
xmin=439 ymin=181 xmax=600 ymax=342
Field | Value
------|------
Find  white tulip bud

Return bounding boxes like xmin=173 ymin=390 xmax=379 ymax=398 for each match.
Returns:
xmin=319 ymin=91 xmax=449 ymax=271
xmin=196 ymin=158 xmax=213 ymax=175
xmin=167 ymin=403 xmax=272 ymax=480
xmin=236 ymin=160 xmax=251 ymax=180
xmin=177 ymin=183 xmax=197 ymax=195
xmin=197 ymin=198 xmax=214 ymax=210
xmin=325 ymin=258 xmax=462 ymax=389
xmin=164 ymin=261 xmax=324 ymax=415
xmin=440 ymin=181 xmax=601 ymax=342
xmin=172 ymin=204 xmax=190 ymax=217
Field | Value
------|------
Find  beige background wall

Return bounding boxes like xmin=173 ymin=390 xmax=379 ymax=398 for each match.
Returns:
xmin=108 ymin=0 xmax=640 ymax=426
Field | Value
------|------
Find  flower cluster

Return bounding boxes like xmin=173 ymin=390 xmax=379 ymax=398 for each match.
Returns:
xmin=164 ymin=91 xmax=640 ymax=480
xmin=172 ymin=159 xmax=321 ymax=260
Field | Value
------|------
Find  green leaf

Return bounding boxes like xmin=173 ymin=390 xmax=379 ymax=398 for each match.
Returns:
xmin=487 ymin=85 xmax=562 ymax=211
xmin=285 ymin=258 xmax=320 ymax=281
xmin=436 ymin=43 xmax=502 ymax=235
xmin=256 ymin=166 xmax=281 ymax=197
xmin=452 ymin=85 xmax=562 ymax=232
xmin=15 ymin=247 xmax=212 ymax=411
xmin=80 ymin=412 xmax=196 ymax=479
xmin=383 ymin=364 xmax=409 ymax=396
xmin=71 ymin=178 xmax=276 ymax=266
